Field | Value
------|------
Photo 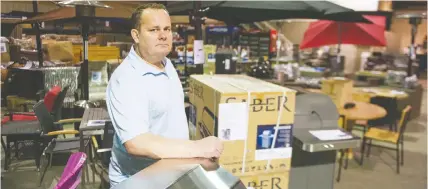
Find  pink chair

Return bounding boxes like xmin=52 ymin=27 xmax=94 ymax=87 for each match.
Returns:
xmin=54 ymin=152 xmax=87 ymax=189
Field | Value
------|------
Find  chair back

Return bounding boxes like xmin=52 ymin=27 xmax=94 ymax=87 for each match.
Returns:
xmin=100 ymin=121 xmax=115 ymax=166
xmin=368 ymin=96 xmax=398 ymax=126
xmin=51 ymin=85 xmax=70 ymax=121
xmin=54 ymin=152 xmax=87 ymax=189
xmin=33 ymin=101 xmax=58 ymax=135
xmin=43 ymin=86 xmax=62 ymax=112
xmin=398 ymin=105 xmax=412 ymax=140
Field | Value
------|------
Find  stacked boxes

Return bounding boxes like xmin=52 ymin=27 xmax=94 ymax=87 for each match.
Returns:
xmin=188 ymin=74 xmax=296 ymax=189
xmin=321 ymin=77 xmax=353 ymax=108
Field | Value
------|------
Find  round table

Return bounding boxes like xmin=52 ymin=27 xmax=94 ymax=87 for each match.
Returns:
xmin=339 ymin=101 xmax=387 ymax=121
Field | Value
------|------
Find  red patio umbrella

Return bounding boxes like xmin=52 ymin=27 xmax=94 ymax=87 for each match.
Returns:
xmin=299 ymin=15 xmax=386 ymax=49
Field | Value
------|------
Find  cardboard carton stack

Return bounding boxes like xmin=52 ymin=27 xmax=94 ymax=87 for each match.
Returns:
xmin=321 ymin=77 xmax=354 ymax=108
xmin=188 ymin=74 xmax=296 ymax=189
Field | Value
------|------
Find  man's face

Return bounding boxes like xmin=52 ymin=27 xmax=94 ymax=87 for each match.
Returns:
xmin=131 ymin=9 xmax=172 ymax=58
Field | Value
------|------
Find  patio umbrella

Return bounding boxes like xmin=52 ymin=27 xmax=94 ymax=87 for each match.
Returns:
xmin=299 ymin=15 xmax=387 ymax=49
xmin=299 ymin=15 xmax=386 ymax=75
xmin=166 ymin=1 xmax=371 ymax=25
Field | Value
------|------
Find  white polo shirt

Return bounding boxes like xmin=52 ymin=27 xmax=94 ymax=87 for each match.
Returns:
xmin=106 ymin=46 xmax=189 ymax=187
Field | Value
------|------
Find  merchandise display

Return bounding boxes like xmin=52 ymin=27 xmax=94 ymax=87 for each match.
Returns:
xmin=273 ymin=63 xmax=300 ymax=81
xmin=248 ymin=58 xmax=273 ymax=79
xmin=188 ymin=74 xmax=296 ymax=188
xmin=386 ymin=70 xmax=407 ymax=85
xmin=88 ymin=61 xmax=109 ymax=100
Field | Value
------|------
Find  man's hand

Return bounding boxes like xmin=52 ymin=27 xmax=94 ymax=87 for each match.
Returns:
xmin=194 ymin=136 xmax=224 ymax=158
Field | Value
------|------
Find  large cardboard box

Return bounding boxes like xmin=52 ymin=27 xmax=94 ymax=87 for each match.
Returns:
xmin=240 ymin=171 xmax=289 ymax=189
xmin=188 ymin=74 xmax=296 ymax=177
xmin=321 ymin=77 xmax=353 ymax=108
xmin=43 ymin=41 xmax=74 ymax=62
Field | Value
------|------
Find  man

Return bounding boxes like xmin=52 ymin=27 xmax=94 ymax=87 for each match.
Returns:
xmin=106 ymin=3 xmax=223 ymax=187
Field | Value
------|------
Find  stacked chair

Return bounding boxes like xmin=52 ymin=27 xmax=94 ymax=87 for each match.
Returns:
xmin=1 ymin=85 xmax=69 ymax=171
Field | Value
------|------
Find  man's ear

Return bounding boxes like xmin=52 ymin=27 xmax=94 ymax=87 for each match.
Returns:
xmin=131 ymin=29 xmax=140 ymax=43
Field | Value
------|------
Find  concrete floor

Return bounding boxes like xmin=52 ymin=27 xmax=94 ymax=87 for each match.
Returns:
xmin=1 ymin=82 xmax=426 ymax=189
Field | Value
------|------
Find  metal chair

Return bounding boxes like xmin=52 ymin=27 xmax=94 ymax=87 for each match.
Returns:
xmin=32 ymin=101 xmax=89 ymax=186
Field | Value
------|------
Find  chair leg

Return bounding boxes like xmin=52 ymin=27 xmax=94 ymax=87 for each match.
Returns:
xmin=360 ymin=138 xmax=366 ymax=166
xmin=34 ymin=140 xmax=42 ymax=171
xmin=336 ymin=149 xmax=345 ymax=182
xmin=49 ymin=152 xmax=53 ymax=168
xmin=396 ymin=143 xmax=400 ymax=174
xmin=366 ymin=139 xmax=372 ymax=157
xmin=401 ymin=141 xmax=404 ymax=166
xmin=39 ymin=153 xmax=49 ymax=186
xmin=344 ymin=148 xmax=349 ymax=170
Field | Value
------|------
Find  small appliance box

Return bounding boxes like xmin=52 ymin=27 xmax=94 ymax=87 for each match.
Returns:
xmin=188 ymin=74 xmax=296 ymax=181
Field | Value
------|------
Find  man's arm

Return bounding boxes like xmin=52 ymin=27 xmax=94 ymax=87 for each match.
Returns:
xmin=124 ymin=133 xmax=201 ymax=159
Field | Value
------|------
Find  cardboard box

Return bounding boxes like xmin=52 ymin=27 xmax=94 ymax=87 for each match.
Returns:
xmin=321 ymin=77 xmax=353 ymax=108
xmin=240 ymin=171 xmax=289 ymax=189
xmin=43 ymin=41 xmax=74 ymax=62
xmin=188 ymin=74 xmax=296 ymax=177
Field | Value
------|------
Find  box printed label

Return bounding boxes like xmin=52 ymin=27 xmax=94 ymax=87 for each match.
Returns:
xmin=255 ymin=124 xmax=292 ymax=161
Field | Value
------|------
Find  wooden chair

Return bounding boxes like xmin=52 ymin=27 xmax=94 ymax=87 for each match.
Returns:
xmin=360 ymin=105 xmax=412 ymax=174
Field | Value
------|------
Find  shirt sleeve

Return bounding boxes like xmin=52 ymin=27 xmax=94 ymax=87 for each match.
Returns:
xmin=106 ymin=76 xmax=150 ymax=144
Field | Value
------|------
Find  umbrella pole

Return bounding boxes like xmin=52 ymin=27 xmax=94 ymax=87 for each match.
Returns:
xmin=81 ymin=21 xmax=90 ymax=100
xmin=335 ymin=22 xmax=342 ymax=76
xmin=193 ymin=1 xmax=204 ymax=74
xmin=32 ymin=0 xmax=44 ymax=67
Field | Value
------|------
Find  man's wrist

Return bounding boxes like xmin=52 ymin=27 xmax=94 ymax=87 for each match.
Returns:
xmin=187 ymin=140 xmax=200 ymax=158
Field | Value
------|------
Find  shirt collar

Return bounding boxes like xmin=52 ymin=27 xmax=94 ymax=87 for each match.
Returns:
xmin=127 ymin=45 xmax=169 ymax=77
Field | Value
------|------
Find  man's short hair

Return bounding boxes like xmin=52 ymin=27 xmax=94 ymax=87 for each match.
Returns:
xmin=131 ymin=3 xmax=168 ymax=30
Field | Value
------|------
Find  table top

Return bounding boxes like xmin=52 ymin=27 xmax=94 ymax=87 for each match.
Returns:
xmin=339 ymin=101 xmax=386 ymax=121
xmin=79 ymin=108 xmax=110 ymax=132
xmin=354 ymin=87 xmax=408 ymax=99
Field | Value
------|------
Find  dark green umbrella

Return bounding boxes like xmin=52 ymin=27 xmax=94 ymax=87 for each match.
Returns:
xmin=166 ymin=1 xmax=371 ymax=25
